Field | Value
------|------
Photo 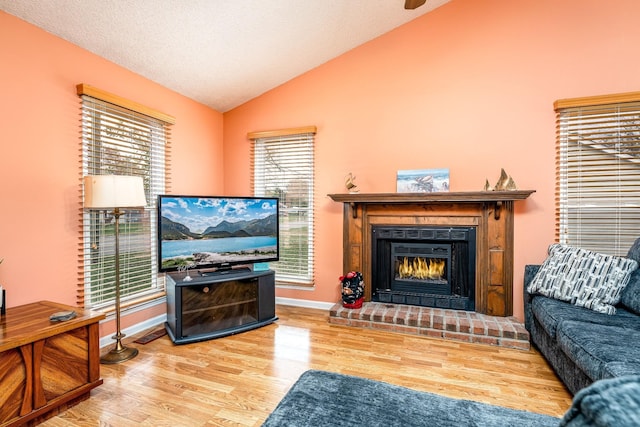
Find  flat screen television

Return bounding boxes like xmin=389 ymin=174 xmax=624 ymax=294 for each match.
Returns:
xmin=157 ymin=195 xmax=279 ymax=273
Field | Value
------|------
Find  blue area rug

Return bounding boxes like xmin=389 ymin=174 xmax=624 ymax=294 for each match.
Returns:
xmin=262 ymin=370 xmax=559 ymax=427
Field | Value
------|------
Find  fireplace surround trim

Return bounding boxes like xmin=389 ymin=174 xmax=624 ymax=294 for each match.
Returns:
xmin=328 ymin=190 xmax=535 ymax=317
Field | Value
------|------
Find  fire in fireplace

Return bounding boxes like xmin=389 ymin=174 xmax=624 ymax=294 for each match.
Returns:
xmin=392 ymin=242 xmax=451 ymax=293
xmin=397 ymin=256 xmax=446 ymax=281
xmin=371 ymin=226 xmax=476 ymax=310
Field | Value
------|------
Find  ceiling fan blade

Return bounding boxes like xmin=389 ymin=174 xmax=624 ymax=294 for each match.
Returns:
xmin=404 ymin=0 xmax=427 ymax=9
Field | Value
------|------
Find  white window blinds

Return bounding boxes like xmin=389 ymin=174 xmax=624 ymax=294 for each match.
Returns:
xmin=556 ymin=92 xmax=640 ymax=256
xmin=249 ymin=127 xmax=316 ymax=286
xmin=78 ymin=84 xmax=173 ymax=309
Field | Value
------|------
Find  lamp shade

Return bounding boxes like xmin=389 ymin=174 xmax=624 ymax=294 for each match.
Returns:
xmin=83 ymin=175 xmax=147 ymax=209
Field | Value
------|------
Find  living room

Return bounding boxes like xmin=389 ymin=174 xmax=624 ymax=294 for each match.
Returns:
xmin=1 ymin=0 xmax=640 ymax=425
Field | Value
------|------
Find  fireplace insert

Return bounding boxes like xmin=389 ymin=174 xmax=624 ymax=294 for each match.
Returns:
xmin=371 ymin=225 xmax=476 ymax=310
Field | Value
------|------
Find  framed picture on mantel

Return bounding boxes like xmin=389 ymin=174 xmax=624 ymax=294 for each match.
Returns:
xmin=396 ymin=168 xmax=449 ymax=193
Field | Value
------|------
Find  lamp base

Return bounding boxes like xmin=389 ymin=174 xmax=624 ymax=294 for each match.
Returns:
xmin=100 ymin=337 xmax=139 ymax=364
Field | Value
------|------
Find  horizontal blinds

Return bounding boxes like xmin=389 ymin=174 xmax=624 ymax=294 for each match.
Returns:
xmin=250 ymin=131 xmax=315 ymax=286
xmin=80 ymin=93 xmax=171 ymax=309
xmin=556 ymin=98 xmax=640 ymax=256
xmin=83 ymin=210 xmax=157 ymax=306
xmin=80 ymin=101 xmax=170 ymax=184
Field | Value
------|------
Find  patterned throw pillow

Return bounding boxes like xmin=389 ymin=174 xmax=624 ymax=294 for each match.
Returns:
xmin=528 ymin=244 xmax=639 ymax=315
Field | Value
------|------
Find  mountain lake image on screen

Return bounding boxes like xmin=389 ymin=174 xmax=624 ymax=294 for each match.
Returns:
xmin=157 ymin=195 xmax=279 ymax=272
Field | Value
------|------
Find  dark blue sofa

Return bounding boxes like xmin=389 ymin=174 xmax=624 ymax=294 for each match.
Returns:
xmin=524 ymin=241 xmax=640 ymax=395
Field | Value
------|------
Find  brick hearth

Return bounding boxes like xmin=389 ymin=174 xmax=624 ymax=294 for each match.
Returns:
xmin=329 ymin=302 xmax=530 ymax=350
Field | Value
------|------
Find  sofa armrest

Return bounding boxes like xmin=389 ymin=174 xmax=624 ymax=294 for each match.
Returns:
xmin=523 ymin=264 xmax=541 ymax=332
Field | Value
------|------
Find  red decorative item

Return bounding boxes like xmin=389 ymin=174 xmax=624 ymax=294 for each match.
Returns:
xmin=340 ymin=271 xmax=364 ymax=309
xmin=343 ymin=297 xmax=363 ymax=309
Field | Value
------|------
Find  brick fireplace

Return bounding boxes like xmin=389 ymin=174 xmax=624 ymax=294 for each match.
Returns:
xmin=328 ymin=191 xmax=534 ymax=316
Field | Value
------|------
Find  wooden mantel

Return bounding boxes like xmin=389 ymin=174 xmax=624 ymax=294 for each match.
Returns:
xmin=329 ymin=191 xmax=534 ymax=219
xmin=328 ymin=190 xmax=535 ymax=316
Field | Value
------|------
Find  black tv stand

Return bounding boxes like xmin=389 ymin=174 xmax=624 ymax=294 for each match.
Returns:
xmin=165 ymin=269 xmax=277 ymax=344
xmin=198 ymin=266 xmax=251 ymax=277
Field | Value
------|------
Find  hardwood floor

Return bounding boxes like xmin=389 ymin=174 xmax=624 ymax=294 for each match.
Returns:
xmin=41 ymin=305 xmax=572 ymax=426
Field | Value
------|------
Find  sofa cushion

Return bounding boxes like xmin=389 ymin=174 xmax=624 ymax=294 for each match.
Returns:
xmin=626 ymin=237 xmax=640 ymax=263
xmin=603 ymin=362 xmax=640 ymax=379
xmin=560 ymin=375 xmax=640 ymax=427
xmin=531 ymin=295 xmax=640 ymax=339
xmin=556 ymin=321 xmax=640 ymax=381
xmin=528 ymin=244 xmax=638 ymax=314
xmin=616 ymin=237 xmax=640 ymax=314
xmin=619 ymin=268 xmax=640 ymax=315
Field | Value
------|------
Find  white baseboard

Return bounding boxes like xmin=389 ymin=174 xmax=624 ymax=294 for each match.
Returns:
xmin=275 ymin=297 xmax=336 ymax=310
xmin=100 ymin=313 xmax=167 ymax=349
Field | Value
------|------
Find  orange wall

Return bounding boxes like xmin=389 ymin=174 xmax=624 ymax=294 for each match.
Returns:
xmin=223 ymin=0 xmax=640 ymax=320
xmin=0 ymin=12 xmax=224 ymax=335
xmin=3 ymin=0 xmax=640 ymax=331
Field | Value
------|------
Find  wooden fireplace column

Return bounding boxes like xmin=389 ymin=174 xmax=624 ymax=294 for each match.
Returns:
xmin=328 ymin=191 xmax=534 ymax=317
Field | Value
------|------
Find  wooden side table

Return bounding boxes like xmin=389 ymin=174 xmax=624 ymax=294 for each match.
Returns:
xmin=0 ymin=301 xmax=104 ymax=427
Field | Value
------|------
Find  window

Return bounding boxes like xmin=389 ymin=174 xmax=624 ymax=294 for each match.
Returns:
xmin=249 ymin=126 xmax=316 ymax=286
xmin=78 ymin=84 xmax=174 ymax=310
xmin=555 ymin=91 xmax=640 ymax=256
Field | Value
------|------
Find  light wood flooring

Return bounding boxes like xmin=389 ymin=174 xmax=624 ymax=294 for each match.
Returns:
xmin=41 ymin=305 xmax=573 ymax=426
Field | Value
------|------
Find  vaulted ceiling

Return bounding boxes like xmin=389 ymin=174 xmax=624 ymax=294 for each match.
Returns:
xmin=0 ymin=0 xmax=449 ymax=112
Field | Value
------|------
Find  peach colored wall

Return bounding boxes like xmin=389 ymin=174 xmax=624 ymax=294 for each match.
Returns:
xmin=0 ymin=12 xmax=223 ymax=336
xmin=223 ymin=0 xmax=640 ymax=321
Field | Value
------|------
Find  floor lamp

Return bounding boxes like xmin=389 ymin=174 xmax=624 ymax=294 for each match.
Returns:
xmin=83 ymin=175 xmax=147 ymax=364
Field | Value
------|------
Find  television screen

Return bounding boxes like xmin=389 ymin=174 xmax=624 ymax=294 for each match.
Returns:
xmin=158 ymin=195 xmax=279 ymax=272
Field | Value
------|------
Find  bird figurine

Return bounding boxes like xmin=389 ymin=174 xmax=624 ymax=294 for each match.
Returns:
xmin=345 ymin=172 xmax=359 ymax=193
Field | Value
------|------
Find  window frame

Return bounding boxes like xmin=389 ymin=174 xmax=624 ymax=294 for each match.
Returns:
xmin=249 ymin=126 xmax=316 ymax=287
xmin=78 ymin=84 xmax=174 ymax=310
xmin=555 ymin=91 xmax=640 ymax=256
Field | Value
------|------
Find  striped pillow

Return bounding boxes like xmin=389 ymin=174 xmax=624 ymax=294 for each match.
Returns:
xmin=528 ymin=244 xmax=638 ymax=315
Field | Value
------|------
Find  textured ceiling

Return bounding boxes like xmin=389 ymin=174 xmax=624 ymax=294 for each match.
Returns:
xmin=1 ymin=0 xmax=449 ymax=112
